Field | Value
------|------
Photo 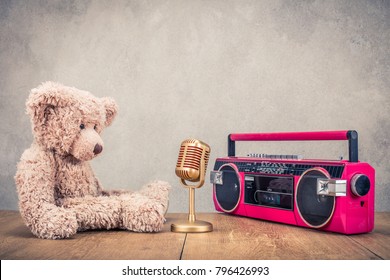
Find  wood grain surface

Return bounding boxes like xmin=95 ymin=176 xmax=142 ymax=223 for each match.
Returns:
xmin=0 ymin=211 xmax=389 ymax=260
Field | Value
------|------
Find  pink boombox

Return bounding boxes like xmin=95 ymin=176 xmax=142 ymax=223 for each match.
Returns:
xmin=210 ymin=131 xmax=375 ymax=234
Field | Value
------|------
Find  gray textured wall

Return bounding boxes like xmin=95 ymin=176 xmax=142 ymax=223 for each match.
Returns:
xmin=1 ymin=0 xmax=389 ymax=212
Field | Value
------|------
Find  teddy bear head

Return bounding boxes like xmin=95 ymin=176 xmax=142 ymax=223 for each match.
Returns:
xmin=26 ymin=82 xmax=118 ymax=161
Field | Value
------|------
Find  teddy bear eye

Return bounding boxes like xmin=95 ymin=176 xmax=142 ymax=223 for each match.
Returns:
xmin=80 ymin=124 xmax=85 ymax=130
xmin=94 ymin=124 xmax=97 ymax=130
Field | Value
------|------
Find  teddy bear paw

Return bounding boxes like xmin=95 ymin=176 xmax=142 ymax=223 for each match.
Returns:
xmin=139 ymin=180 xmax=171 ymax=214
xmin=121 ymin=194 xmax=166 ymax=232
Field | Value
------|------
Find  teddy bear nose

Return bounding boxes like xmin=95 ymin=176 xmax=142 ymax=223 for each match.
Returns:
xmin=93 ymin=144 xmax=103 ymax=155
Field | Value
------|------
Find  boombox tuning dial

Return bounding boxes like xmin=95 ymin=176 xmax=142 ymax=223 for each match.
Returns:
xmin=351 ymin=174 xmax=370 ymax=197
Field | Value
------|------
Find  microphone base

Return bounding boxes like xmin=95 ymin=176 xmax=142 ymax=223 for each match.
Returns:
xmin=171 ymin=220 xmax=213 ymax=233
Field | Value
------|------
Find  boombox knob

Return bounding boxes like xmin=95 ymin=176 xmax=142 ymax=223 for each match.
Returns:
xmin=351 ymin=174 xmax=371 ymax=197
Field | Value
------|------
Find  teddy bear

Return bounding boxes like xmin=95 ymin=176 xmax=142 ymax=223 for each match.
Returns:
xmin=15 ymin=81 xmax=170 ymax=239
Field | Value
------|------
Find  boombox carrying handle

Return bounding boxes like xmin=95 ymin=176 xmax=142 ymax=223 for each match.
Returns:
xmin=228 ymin=130 xmax=359 ymax=162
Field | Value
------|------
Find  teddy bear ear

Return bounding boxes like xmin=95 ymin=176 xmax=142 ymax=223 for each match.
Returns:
xmin=101 ymin=97 xmax=118 ymax=127
xmin=26 ymin=81 xmax=75 ymax=127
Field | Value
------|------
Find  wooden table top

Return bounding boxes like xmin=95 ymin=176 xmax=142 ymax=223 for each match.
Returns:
xmin=0 ymin=211 xmax=389 ymax=260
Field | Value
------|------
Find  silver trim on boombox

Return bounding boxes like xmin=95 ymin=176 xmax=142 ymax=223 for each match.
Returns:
xmin=317 ymin=179 xmax=347 ymax=196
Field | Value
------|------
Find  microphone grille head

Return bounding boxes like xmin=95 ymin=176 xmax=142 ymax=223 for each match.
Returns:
xmin=175 ymin=139 xmax=210 ymax=182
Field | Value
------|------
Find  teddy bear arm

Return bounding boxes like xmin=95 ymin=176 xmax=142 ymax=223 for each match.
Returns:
xmin=15 ymin=151 xmax=78 ymax=239
xmin=61 ymin=192 xmax=169 ymax=233
xmin=62 ymin=187 xmax=168 ymax=232
xmin=60 ymin=195 xmax=123 ymax=230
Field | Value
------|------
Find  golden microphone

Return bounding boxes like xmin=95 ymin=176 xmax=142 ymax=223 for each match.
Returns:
xmin=171 ymin=139 xmax=213 ymax=233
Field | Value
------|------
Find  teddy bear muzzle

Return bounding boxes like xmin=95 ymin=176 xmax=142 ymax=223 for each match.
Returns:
xmin=70 ymin=128 xmax=105 ymax=161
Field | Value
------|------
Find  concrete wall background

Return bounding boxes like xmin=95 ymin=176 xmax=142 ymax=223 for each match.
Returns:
xmin=1 ymin=0 xmax=389 ymax=212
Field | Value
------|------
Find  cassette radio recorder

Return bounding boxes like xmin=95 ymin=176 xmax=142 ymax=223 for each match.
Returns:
xmin=210 ymin=131 xmax=375 ymax=234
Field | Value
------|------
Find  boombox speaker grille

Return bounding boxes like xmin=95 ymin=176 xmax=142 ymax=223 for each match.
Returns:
xmin=296 ymin=168 xmax=335 ymax=228
xmin=215 ymin=164 xmax=241 ymax=212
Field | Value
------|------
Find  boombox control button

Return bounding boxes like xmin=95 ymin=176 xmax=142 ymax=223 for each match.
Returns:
xmin=351 ymin=174 xmax=371 ymax=197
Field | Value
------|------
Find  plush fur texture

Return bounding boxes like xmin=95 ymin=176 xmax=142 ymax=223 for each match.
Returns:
xmin=15 ymin=82 xmax=170 ymax=239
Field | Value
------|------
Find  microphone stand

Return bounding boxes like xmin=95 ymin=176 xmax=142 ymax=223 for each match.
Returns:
xmin=171 ymin=157 xmax=213 ymax=233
